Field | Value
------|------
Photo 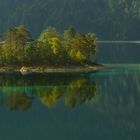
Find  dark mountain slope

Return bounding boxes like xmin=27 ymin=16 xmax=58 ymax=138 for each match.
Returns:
xmin=0 ymin=0 xmax=140 ymax=39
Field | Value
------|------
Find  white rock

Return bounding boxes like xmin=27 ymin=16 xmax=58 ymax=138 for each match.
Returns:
xmin=20 ymin=67 xmax=32 ymax=75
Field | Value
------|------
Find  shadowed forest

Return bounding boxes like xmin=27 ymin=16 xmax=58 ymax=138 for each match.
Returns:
xmin=0 ymin=0 xmax=140 ymax=40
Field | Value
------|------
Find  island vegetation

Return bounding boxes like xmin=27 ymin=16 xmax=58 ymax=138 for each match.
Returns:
xmin=0 ymin=26 xmax=97 ymax=69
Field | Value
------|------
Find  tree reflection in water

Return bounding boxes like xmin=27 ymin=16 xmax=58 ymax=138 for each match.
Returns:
xmin=0 ymin=74 xmax=97 ymax=111
xmin=65 ymin=79 xmax=96 ymax=108
xmin=7 ymin=94 xmax=32 ymax=111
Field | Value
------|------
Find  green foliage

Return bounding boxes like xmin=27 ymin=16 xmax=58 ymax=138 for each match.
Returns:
xmin=0 ymin=26 xmax=97 ymax=66
xmin=69 ymin=33 xmax=96 ymax=63
xmin=1 ymin=26 xmax=32 ymax=65
xmin=38 ymin=27 xmax=61 ymax=43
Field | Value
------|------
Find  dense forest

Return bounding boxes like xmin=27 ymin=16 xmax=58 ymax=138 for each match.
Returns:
xmin=0 ymin=26 xmax=97 ymax=66
xmin=0 ymin=0 xmax=140 ymax=40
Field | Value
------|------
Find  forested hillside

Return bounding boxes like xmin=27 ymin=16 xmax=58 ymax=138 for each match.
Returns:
xmin=0 ymin=0 xmax=140 ymax=40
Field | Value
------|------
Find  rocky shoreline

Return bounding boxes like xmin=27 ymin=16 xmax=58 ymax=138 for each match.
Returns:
xmin=0 ymin=65 xmax=106 ymax=75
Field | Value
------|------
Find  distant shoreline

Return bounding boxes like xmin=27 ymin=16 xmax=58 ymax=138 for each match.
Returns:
xmin=0 ymin=64 xmax=106 ymax=75
xmin=97 ymin=41 xmax=140 ymax=44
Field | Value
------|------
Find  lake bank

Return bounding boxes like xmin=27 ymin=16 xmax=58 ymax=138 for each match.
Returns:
xmin=0 ymin=64 xmax=107 ymax=75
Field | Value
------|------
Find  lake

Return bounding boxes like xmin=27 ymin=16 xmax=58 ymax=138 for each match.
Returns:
xmin=0 ymin=43 xmax=140 ymax=140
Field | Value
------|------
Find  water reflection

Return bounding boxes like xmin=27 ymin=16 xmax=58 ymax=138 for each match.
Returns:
xmin=0 ymin=64 xmax=140 ymax=113
xmin=90 ymin=64 xmax=140 ymax=115
xmin=0 ymin=65 xmax=140 ymax=139
xmin=0 ymin=74 xmax=97 ymax=111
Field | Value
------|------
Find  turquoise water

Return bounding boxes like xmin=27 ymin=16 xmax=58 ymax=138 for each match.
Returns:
xmin=0 ymin=44 xmax=140 ymax=140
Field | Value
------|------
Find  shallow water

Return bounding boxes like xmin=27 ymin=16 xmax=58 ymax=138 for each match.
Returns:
xmin=0 ymin=44 xmax=140 ymax=140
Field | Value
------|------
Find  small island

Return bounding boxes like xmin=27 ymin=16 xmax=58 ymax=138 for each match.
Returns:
xmin=0 ymin=25 xmax=104 ymax=75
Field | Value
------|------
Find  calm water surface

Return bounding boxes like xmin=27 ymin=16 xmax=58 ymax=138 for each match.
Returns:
xmin=0 ymin=43 xmax=140 ymax=140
